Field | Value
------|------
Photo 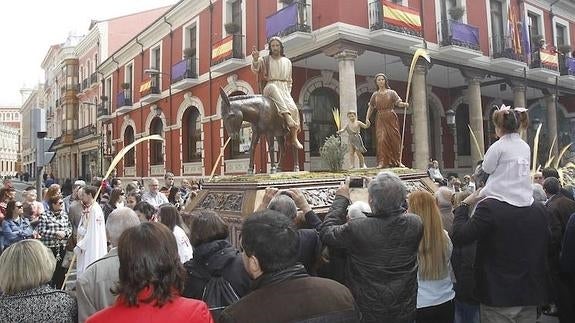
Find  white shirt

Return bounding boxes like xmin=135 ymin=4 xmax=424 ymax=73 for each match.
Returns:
xmin=141 ymin=191 xmax=169 ymax=208
xmin=480 ymin=133 xmax=533 ymax=207
xmin=417 ymin=231 xmax=455 ymax=308
xmin=173 ymin=225 xmax=193 ymax=263
xmin=75 ymin=203 xmax=108 ymax=275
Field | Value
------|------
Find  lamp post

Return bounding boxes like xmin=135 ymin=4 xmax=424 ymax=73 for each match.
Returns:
xmin=445 ymin=108 xmax=456 ymax=132
xmin=301 ymin=104 xmax=313 ymax=127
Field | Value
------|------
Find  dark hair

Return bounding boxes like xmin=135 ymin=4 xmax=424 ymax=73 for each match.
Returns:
xmin=61 ymin=179 xmax=73 ymax=197
xmin=186 ymin=210 xmax=228 ymax=247
xmin=374 ymin=73 xmax=391 ymax=89
xmin=111 ymin=178 xmax=121 ymax=188
xmin=113 ymin=222 xmax=185 ymax=307
xmin=167 ymin=186 xmax=180 ymax=204
xmin=543 ymin=177 xmax=561 ymax=195
xmin=158 ymin=205 xmax=188 ymax=237
xmin=82 ymin=185 xmax=98 ymax=198
xmin=126 ymin=192 xmax=141 ymax=204
xmin=24 ymin=186 xmax=35 ymax=192
xmin=5 ymin=201 xmax=17 ymax=220
xmin=109 ymin=188 xmax=123 ymax=206
xmin=492 ymin=108 xmax=529 ymax=134
xmin=241 ymin=210 xmax=298 ymax=273
xmin=133 ymin=201 xmax=156 ymax=221
xmin=0 ymin=188 xmax=12 ymax=200
xmin=542 ymin=167 xmax=560 ymax=179
xmin=268 ymin=37 xmax=285 ymax=56
xmin=48 ymin=196 xmax=62 ymax=211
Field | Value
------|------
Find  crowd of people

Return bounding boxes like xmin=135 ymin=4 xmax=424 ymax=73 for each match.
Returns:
xmin=0 ymin=108 xmax=574 ymax=323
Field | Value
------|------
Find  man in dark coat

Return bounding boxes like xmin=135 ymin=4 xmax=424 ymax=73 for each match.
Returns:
xmin=320 ymin=171 xmax=423 ymax=323
xmin=451 ymin=189 xmax=550 ymax=322
xmin=220 ymin=210 xmax=360 ymax=323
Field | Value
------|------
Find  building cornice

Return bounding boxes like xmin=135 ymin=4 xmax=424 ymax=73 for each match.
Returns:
xmin=99 ymin=0 xmax=209 ymax=76
xmin=75 ymin=24 xmax=101 ymax=56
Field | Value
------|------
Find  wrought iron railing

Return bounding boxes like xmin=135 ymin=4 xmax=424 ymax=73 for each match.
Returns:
xmin=530 ymin=48 xmax=559 ymax=71
xmin=438 ymin=19 xmax=480 ymax=51
xmin=73 ymin=125 xmax=95 ymax=140
xmin=211 ymin=34 xmax=244 ymax=66
xmin=171 ymin=58 xmax=198 ymax=83
xmin=116 ymin=91 xmax=132 ymax=108
xmin=139 ymin=76 xmax=161 ymax=97
xmin=368 ymin=0 xmax=422 ymax=37
xmin=82 ymin=78 xmax=89 ymax=91
xmin=98 ymin=102 xmax=110 ymax=118
xmin=265 ymin=1 xmax=311 ymax=39
xmin=490 ymin=34 xmax=527 ymax=63
xmin=90 ymin=73 xmax=98 ymax=84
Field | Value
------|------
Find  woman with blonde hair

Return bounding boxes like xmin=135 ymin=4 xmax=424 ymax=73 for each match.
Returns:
xmin=0 ymin=239 xmax=77 ymax=322
xmin=43 ymin=183 xmax=62 ymax=210
xmin=408 ymin=190 xmax=455 ymax=323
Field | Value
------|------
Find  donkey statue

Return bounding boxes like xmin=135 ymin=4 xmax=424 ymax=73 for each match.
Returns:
xmin=219 ymin=88 xmax=299 ymax=174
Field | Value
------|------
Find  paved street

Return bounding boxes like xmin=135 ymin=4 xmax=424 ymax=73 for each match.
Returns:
xmin=11 ymin=179 xmax=35 ymax=201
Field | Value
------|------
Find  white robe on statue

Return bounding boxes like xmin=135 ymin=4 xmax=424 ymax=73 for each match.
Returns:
xmin=74 ymin=202 xmax=107 ymax=275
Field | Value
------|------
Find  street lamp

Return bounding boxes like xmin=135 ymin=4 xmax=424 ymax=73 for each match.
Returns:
xmin=301 ymin=104 xmax=313 ymax=126
xmin=445 ymin=108 xmax=456 ymax=131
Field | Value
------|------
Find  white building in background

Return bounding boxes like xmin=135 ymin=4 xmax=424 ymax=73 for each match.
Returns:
xmin=0 ymin=124 xmax=19 ymax=176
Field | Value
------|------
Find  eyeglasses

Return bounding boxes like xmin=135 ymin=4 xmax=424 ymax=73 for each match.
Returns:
xmin=15 ymin=205 xmax=23 ymax=209
xmin=57 ymin=201 xmax=64 ymax=205
xmin=120 ymin=192 xmax=125 ymax=195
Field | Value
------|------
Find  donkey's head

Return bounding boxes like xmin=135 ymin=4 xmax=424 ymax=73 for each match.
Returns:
xmin=220 ymin=88 xmax=243 ymax=138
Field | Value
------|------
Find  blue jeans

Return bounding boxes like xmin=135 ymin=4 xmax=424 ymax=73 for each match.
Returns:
xmin=454 ymin=299 xmax=480 ymax=323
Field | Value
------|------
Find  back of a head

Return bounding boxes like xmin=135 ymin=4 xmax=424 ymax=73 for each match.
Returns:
xmin=347 ymin=201 xmax=370 ymax=220
xmin=543 ymin=177 xmax=561 ymax=195
xmin=106 ymin=207 xmax=141 ymax=247
xmin=241 ymin=210 xmax=298 ymax=273
xmin=368 ymin=171 xmax=407 ymax=215
xmin=492 ymin=108 xmax=528 ymax=134
xmin=187 ymin=210 xmax=229 ymax=247
xmin=542 ymin=167 xmax=560 ymax=179
xmin=0 ymin=240 xmax=56 ymax=295
xmin=434 ymin=187 xmax=453 ymax=208
xmin=407 ymin=190 xmax=448 ymax=280
xmin=82 ymin=185 xmax=98 ymax=199
xmin=268 ymin=194 xmax=297 ymax=221
xmin=133 ymin=201 xmax=156 ymax=221
xmin=158 ymin=204 xmax=180 ymax=230
xmin=532 ymin=183 xmax=547 ymax=202
xmin=115 ymin=222 xmax=184 ymax=307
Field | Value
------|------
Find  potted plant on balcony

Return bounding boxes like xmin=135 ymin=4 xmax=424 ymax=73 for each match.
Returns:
xmin=183 ymin=47 xmax=195 ymax=59
xmin=531 ymin=34 xmax=545 ymax=50
xmin=448 ymin=6 xmax=465 ymax=21
xmin=224 ymin=22 xmax=240 ymax=35
xmin=121 ymin=82 xmax=131 ymax=102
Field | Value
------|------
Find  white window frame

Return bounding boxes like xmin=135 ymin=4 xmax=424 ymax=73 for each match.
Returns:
xmin=276 ymin=0 xmax=314 ymax=30
xmin=124 ymin=61 xmax=134 ymax=88
xmin=486 ymin=0 xmax=510 ymax=56
xmin=524 ymin=3 xmax=546 ymax=43
xmin=553 ymin=16 xmax=570 ymax=47
xmin=434 ymin=0 xmax=468 ymax=29
xmin=182 ymin=16 xmax=200 ymax=75
xmin=149 ymin=43 xmax=163 ymax=73
xmin=222 ymin=0 xmax=246 ymax=57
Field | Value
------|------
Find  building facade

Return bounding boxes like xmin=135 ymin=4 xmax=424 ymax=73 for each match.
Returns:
xmin=41 ymin=6 xmax=170 ymax=181
xmin=0 ymin=106 xmax=21 ymax=176
xmin=19 ymin=86 xmax=44 ymax=178
xmin=92 ymin=0 xmax=575 ymax=179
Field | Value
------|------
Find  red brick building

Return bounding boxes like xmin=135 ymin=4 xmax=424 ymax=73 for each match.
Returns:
xmin=97 ymin=0 xmax=575 ymax=180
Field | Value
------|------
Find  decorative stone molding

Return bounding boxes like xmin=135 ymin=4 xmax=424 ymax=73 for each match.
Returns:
xmin=124 ymin=166 xmax=136 ymax=177
xmin=197 ymin=192 xmax=244 ymax=213
xmin=297 ymin=72 xmax=340 ymax=106
xmin=176 ymin=93 xmax=205 ymax=128
xmin=150 ymin=164 xmax=166 ymax=176
xmin=183 ymin=161 xmax=203 ymax=175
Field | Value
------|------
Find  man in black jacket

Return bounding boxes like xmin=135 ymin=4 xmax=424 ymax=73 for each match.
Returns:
xmin=320 ymin=171 xmax=423 ymax=323
xmin=451 ymin=189 xmax=550 ymax=323
xmin=220 ymin=210 xmax=360 ymax=323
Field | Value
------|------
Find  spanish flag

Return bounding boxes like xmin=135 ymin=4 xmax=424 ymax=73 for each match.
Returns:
xmin=540 ymin=49 xmax=558 ymax=68
xmin=212 ymin=36 xmax=234 ymax=62
xmin=139 ymin=79 xmax=152 ymax=93
xmin=382 ymin=1 xmax=422 ymax=33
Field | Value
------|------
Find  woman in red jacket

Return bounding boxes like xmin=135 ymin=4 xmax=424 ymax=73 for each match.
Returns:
xmin=87 ymin=222 xmax=213 ymax=323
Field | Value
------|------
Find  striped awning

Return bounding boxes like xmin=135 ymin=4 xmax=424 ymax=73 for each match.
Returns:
xmin=382 ymin=1 xmax=422 ymax=33
xmin=212 ymin=36 xmax=234 ymax=62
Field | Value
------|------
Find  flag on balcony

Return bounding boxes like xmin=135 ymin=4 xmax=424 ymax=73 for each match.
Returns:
xmin=139 ymin=79 xmax=152 ymax=93
xmin=212 ymin=36 xmax=234 ymax=62
xmin=539 ymin=48 xmax=558 ymax=69
xmin=382 ymin=1 xmax=422 ymax=33
xmin=520 ymin=3 xmax=531 ymax=61
xmin=507 ymin=2 xmax=522 ymax=55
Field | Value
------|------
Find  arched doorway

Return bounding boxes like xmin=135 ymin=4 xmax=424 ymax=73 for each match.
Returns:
xmin=309 ymin=87 xmax=340 ymax=156
xmin=149 ymin=117 xmax=163 ymax=165
xmin=124 ymin=126 xmax=135 ymax=167
xmin=182 ymin=107 xmax=202 ymax=162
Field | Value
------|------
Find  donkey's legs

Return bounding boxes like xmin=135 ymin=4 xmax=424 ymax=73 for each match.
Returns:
xmin=276 ymin=136 xmax=285 ymax=173
xmin=267 ymin=135 xmax=277 ymax=174
xmin=248 ymin=131 xmax=260 ymax=175
xmin=293 ymin=144 xmax=300 ymax=172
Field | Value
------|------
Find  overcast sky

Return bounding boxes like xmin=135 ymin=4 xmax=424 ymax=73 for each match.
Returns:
xmin=0 ymin=0 xmax=176 ymax=106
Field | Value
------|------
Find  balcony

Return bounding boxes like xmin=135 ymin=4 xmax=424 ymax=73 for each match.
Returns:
xmin=528 ymin=48 xmax=560 ymax=79
xmin=559 ymin=56 xmax=575 ymax=85
xmin=116 ymin=91 xmax=133 ymax=114
xmin=265 ymin=1 xmax=312 ymax=49
xmin=368 ymin=0 xmax=422 ymax=48
xmin=437 ymin=20 xmax=482 ymax=60
xmin=73 ymin=125 xmax=95 ymax=140
xmin=211 ymin=34 xmax=245 ymax=74
xmin=97 ymin=103 xmax=113 ymax=122
xmin=171 ymin=58 xmax=199 ymax=91
xmin=90 ymin=73 xmax=98 ymax=85
xmin=490 ymin=34 xmax=527 ymax=70
xmin=139 ymin=77 xmax=162 ymax=104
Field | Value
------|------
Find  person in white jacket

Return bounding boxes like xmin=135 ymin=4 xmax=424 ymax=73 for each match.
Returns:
xmin=74 ymin=186 xmax=107 ymax=275
xmin=158 ymin=204 xmax=193 ymax=263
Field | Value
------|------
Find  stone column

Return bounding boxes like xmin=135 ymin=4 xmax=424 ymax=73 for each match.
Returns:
xmin=462 ymin=70 xmax=486 ymax=165
xmin=545 ymin=94 xmax=559 ymax=156
xmin=334 ymin=49 xmax=360 ymax=168
xmin=511 ymin=82 xmax=527 ymax=140
xmin=412 ymin=62 xmax=430 ymax=170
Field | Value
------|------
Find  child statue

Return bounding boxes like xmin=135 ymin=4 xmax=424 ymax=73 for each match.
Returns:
xmin=338 ymin=111 xmax=369 ymax=169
